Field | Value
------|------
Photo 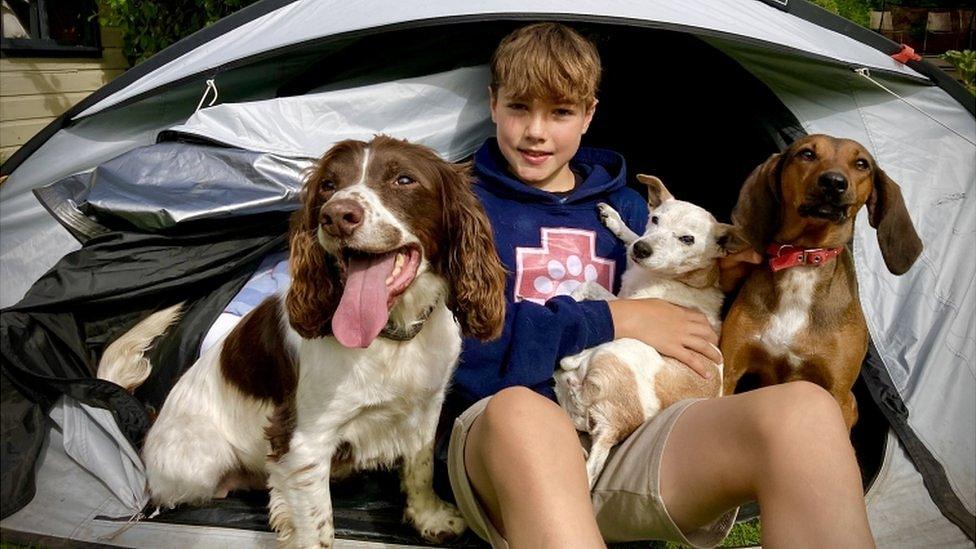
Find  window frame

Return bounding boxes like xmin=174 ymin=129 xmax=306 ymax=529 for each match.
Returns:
xmin=1 ymin=0 xmax=102 ymax=58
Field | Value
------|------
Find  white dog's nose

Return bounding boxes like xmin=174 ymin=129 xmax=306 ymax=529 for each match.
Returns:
xmin=632 ymin=240 xmax=653 ymax=260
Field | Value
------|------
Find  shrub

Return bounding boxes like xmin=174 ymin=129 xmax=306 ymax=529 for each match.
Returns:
xmin=101 ymin=0 xmax=259 ymax=65
xmin=942 ymin=50 xmax=976 ymax=94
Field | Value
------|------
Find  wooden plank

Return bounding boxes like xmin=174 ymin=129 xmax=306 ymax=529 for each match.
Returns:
xmin=0 ymin=69 xmax=124 ymax=96
xmin=0 ymin=117 xmax=55 ymax=148
xmin=1 ymin=48 xmax=129 ymax=71
xmin=1 ymin=92 xmax=91 ymax=120
xmin=1 ymin=146 xmax=19 ymax=165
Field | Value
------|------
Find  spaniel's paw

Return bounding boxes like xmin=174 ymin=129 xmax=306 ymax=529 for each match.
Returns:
xmin=405 ymin=499 xmax=467 ymax=544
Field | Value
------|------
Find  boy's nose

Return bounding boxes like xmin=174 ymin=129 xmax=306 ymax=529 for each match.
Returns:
xmin=525 ymin=114 xmax=547 ymax=139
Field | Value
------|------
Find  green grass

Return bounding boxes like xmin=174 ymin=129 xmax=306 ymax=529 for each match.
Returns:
xmin=658 ymin=518 xmax=762 ymax=549
xmin=721 ymin=518 xmax=762 ymax=547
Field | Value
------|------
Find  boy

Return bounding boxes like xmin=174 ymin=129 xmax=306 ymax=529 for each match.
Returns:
xmin=445 ymin=23 xmax=875 ymax=549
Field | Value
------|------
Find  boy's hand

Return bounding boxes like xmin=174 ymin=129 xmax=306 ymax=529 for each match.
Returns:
xmin=607 ymin=298 xmax=721 ymax=379
xmin=718 ymin=249 xmax=763 ymax=293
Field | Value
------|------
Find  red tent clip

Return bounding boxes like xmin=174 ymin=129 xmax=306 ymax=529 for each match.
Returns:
xmin=891 ymin=44 xmax=922 ymax=63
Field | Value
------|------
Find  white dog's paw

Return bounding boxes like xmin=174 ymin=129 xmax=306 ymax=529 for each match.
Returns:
xmin=597 ymin=202 xmax=624 ymax=234
xmin=405 ymin=499 xmax=467 ymax=544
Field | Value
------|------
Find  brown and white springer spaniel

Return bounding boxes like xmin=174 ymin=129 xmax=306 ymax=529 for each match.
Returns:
xmin=98 ymin=135 xmax=506 ymax=547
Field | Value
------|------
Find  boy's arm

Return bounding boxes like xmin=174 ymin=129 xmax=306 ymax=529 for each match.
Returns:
xmin=452 ymin=296 xmax=613 ymax=403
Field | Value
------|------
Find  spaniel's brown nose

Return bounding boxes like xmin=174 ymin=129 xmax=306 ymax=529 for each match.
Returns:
xmin=321 ymin=199 xmax=364 ymax=237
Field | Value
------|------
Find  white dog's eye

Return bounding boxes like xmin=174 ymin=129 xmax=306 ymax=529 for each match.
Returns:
xmin=679 ymin=235 xmax=695 ymax=245
xmin=651 ymin=215 xmax=659 ymax=225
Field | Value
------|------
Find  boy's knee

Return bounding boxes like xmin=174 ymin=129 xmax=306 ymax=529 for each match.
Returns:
xmin=479 ymin=387 xmax=576 ymax=444
xmin=750 ymin=382 xmax=849 ymax=452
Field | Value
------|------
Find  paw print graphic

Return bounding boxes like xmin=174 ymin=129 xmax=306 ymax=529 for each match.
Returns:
xmin=515 ymin=228 xmax=615 ymax=304
xmin=532 ymin=255 xmax=600 ymax=297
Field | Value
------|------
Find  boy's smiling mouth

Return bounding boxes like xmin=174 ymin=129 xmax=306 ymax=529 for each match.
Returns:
xmin=518 ymin=148 xmax=553 ymax=165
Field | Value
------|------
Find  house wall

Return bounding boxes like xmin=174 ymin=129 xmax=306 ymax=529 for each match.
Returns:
xmin=0 ymin=26 xmax=128 ymax=164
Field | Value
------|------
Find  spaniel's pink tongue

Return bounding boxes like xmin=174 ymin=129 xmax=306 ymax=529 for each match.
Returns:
xmin=332 ymin=252 xmax=396 ymax=348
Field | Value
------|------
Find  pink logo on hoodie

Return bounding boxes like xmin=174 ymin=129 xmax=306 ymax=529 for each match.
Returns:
xmin=514 ymin=228 xmax=615 ymax=304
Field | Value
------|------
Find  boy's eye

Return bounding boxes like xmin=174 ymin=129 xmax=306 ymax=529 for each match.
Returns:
xmin=651 ymin=216 xmax=659 ymax=225
xmin=507 ymin=103 xmax=528 ymax=111
xmin=679 ymin=235 xmax=695 ymax=245
xmin=554 ymin=108 xmax=575 ymax=117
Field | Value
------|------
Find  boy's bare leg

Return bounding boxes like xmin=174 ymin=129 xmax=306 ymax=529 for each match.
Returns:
xmin=464 ymin=386 xmax=606 ymax=548
xmin=660 ymin=381 xmax=875 ymax=548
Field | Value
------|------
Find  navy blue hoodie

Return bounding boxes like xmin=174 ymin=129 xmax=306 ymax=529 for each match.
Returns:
xmin=450 ymin=139 xmax=648 ymax=409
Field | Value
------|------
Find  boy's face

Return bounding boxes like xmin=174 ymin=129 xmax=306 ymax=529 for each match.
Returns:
xmin=489 ymin=87 xmax=596 ymax=192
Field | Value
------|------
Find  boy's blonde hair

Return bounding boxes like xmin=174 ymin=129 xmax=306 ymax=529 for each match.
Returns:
xmin=490 ymin=22 xmax=601 ymax=106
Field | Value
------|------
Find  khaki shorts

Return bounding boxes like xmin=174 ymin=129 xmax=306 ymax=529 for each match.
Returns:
xmin=447 ymin=397 xmax=738 ymax=549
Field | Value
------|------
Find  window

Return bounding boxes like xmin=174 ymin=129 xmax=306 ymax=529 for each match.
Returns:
xmin=1 ymin=0 xmax=101 ymax=57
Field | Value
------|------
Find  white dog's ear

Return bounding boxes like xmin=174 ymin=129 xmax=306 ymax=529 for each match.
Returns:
xmin=715 ymin=223 xmax=750 ymax=255
xmin=637 ymin=174 xmax=673 ymax=208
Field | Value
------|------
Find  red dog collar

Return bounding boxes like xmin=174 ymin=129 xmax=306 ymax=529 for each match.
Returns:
xmin=766 ymin=244 xmax=843 ymax=272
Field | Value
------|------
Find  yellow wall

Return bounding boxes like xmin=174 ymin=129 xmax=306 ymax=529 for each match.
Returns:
xmin=0 ymin=26 xmax=128 ymax=165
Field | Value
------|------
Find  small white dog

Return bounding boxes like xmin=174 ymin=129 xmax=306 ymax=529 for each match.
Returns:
xmin=555 ymin=174 xmax=744 ymax=487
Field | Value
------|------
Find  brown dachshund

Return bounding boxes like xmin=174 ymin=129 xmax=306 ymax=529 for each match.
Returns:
xmin=720 ymin=134 xmax=923 ymax=428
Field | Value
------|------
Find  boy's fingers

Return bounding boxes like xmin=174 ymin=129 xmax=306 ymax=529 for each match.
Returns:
xmin=685 ymin=336 xmax=723 ymax=365
xmin=673 ymin=348 xmax=713 ymax=379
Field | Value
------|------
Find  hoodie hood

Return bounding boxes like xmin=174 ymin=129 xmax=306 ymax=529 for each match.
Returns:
xmin=474 ymin=139 xmax=627 ymax=205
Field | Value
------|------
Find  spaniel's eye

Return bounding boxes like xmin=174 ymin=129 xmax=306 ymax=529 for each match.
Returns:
xmin=855 ymin=159 xmax=870 ymax=170
xmin=678 ymin=235 xmax=695 ymax=245
xmin=651 ymin=215 xmax=659 ymax=225
xmin=321 ymin=180 xmax=336 ymax=191
xmin=799 ymin=149 xmax=816 ymax=161
xmin=395 ymin=175 xmax=416 ymax=186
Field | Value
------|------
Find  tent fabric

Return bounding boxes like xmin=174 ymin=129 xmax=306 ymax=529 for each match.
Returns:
xmin=48 ymin=397 xmax=148 ymax=512
xmin=0 ymin=66 xmax=492 ymax=309
xmin=166 ymin=66 xmax=492 ymax=160
xmin=73 ymin=0 xmax=926 ymax=120
xmin=0 ymin=218 xmax=289 ymax=518
xmin=81 ymin=144 xmax=307 ymax=232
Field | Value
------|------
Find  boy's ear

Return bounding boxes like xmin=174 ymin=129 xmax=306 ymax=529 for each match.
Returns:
xmin=488 ymin=86 xmax=498 ymax=123
xmin=582 ymin=99 xmax=598 ymax=134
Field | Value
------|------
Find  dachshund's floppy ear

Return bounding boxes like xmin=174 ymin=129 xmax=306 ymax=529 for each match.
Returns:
xmin=731 ymin=152 xmax=783 ymax=252
xmin=715 ymin=223 xmax=751 ymax=256
xmin=286 ymin=160 xmax=341 ymax=339
xmin=636 ymin=174 xmax=673 ymax=208
xmin=440 ymin=161 xmax=507 ymax=341
xmin=867 ymin=168 xmax=923 ymax=275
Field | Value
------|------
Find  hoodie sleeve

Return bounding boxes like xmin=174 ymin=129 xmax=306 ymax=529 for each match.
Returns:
xmin=452 ymin=296 xmax=614 ymax=404
xmin=609 ymin=187 xmax=649 ymax=237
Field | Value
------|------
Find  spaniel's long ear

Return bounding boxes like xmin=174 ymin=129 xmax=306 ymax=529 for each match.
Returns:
xmin=731 ymin=152 xmax=783 ymax=251
xmin=286 ymin=162 xmax=340 ymax=339
xmin=867 ymin=168 xmax=923 ymax=275
xmin=440 ymin=162 xmax=506 ymax=341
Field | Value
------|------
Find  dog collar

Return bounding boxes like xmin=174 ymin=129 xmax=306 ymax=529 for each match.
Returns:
xmin=379 ymin=303 xmax=437 ymax=341
xmin=766 ymin=244 xmax=843 ymax=272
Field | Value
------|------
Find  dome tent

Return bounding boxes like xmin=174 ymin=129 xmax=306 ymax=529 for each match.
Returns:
xmin=1 ymin=0 xmax=973 ymax=547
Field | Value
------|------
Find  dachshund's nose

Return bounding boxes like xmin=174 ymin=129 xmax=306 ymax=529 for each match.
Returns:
xmin=632 ymin=240 xmax=653 ymax=260
xmin=321 ymin=199 xmax=364 ymax=237
xmin=818 ymin=172 xmax=848 ymax=195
